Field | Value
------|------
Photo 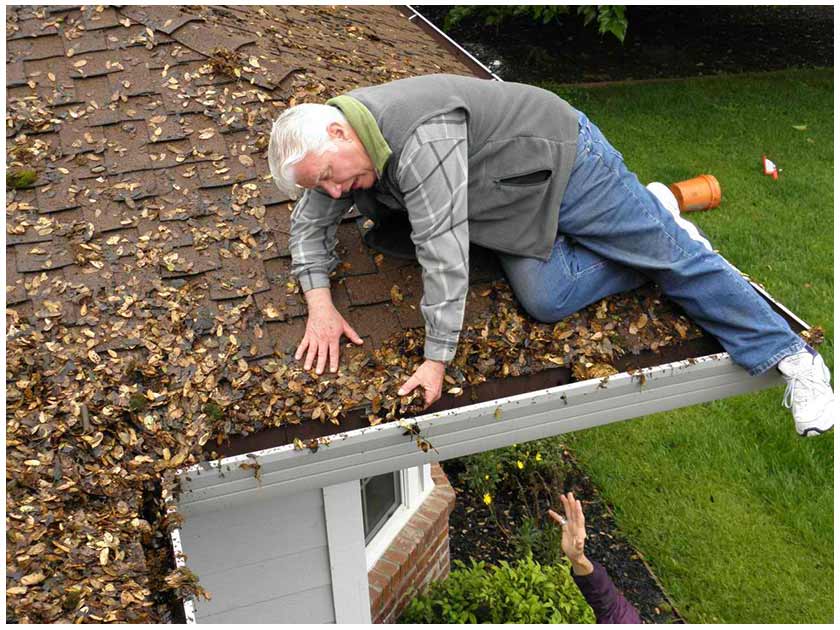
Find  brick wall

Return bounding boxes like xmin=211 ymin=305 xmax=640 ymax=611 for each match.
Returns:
xmin=368 ymin=464 xmax=456 ymax=623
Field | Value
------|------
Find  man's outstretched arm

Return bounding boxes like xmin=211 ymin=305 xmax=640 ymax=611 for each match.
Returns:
xmin=289 ymin=189 xmax=362 ymax=374
xmin=395 ymin=111 xmax=470 ymax=406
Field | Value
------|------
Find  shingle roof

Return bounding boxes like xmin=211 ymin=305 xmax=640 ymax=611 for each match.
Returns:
xmin=6 ymin=5 xmax=705 ymax=623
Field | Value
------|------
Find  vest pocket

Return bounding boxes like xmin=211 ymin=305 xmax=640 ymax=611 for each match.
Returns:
xmin=495 ymin=169 xmax=553 ymax=187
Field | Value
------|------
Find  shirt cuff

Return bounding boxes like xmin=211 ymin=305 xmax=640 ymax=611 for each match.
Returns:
xmin=297 ymin=271 xmax=331 ymax=293
xmin=424 ymin=335 xmax=458 ymax=363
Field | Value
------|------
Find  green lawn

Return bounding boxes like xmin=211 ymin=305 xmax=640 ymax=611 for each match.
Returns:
xmin=543 ymin=70 xmax=834 ymax=623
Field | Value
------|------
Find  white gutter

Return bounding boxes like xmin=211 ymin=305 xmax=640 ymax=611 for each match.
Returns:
xmin=177 ymin=348 xmax=786 ymax=510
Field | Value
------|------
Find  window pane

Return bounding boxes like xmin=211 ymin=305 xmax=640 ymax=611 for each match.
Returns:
xmin=362 ymin=472 xmax=401 ymax=543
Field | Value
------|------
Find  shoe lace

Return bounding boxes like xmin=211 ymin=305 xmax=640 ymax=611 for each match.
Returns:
xmin=782 ymin=365 xmax=822 ymax=410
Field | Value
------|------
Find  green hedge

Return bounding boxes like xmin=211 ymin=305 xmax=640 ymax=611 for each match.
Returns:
xmin=399 ymin=555 xmax=595 ymax=624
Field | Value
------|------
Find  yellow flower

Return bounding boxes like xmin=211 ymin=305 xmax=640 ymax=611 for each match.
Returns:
xmin=484 ymin=474 xmax=489 ymax=480
xmin=483 ymin=492 xmax=492 ymax=505
xmin=535 ymin=453 xmax=542 ymax=462
xmin=516 ymin=460 xmax=524 ymax=470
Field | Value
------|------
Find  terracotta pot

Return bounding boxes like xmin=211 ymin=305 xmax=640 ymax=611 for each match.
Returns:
xmin=668 ymin=174 xmax=721 ymax=213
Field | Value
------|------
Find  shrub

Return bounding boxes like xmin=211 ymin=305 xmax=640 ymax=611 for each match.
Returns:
xmin=444 ymin=6 xmax=628 ymax=43
xmin=458 ymin=438 xmax=570 ymax=508
xmin=399 ymin=554 xmax=595 ymax=624
xmin=514 ymin=515 xmax=565 ymax=566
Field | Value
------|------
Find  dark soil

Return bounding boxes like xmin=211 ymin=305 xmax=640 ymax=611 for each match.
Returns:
xmin=416 ymin=5 xmax=833 ymax=84
xmin=442 ymin=454 xmax=681 ymax=624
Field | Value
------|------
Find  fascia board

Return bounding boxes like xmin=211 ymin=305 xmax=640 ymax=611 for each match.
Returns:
xmin=176 ymin=351 xmax=782 ymax=509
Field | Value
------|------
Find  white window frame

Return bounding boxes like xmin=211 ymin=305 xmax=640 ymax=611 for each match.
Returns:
xmin=364 ymin=464 xmax=434 ymax=571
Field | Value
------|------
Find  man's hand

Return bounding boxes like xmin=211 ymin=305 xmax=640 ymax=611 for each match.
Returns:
xmin=296 ymin=288 xmax=363 ymax=374
xmin=398 ymin=359 xmax=446 ymax=407
xmin=548 ymin=492 xmax=593 ymax=576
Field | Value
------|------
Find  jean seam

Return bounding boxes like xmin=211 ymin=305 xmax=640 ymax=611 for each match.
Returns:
xmin=574 ymin=259 xmax=610 ymax=279
xmin=748 ymin=340 xmax=806 ymax=376
xmin=593 ymin=147 xmax=691 ymax=260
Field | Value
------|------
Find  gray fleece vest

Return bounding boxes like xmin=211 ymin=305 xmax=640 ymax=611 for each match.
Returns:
xmin=348 ymin=74 xmax=579 ymax=261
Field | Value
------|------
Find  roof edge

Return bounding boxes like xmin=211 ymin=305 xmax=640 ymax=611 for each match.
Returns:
xmin=396 ymin=6 xmax=503 ymax=81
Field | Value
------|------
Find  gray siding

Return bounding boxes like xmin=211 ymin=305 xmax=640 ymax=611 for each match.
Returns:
xmin=180 ymin=487 xmax=335 ymax=623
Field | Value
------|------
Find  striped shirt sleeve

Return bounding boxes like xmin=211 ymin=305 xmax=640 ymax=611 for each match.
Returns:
xmin=397 ymin=110 xmax=470 ymax=363
xmin=289 ymin=188 xmax=354 ymax=292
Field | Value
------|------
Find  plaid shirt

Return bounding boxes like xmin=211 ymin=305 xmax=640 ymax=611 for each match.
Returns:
xmin=289 ymin=110 xmax=469 ymax=362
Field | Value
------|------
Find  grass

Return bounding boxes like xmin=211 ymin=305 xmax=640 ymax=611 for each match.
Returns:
xmin=538 ymin=69 xmax=834 ymax=623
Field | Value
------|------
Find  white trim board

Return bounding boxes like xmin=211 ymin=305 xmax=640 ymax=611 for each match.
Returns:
xmin=176 ymin=351 xmax=784 ymax=508
xmin=323 ymin=482 xmax=372 ymax=624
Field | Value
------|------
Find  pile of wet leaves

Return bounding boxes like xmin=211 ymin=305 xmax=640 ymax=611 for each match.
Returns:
xmin=204 ymin=281 xmax=706 ymax=441
xmin=6 ymin=282 xmax=211 ymax=623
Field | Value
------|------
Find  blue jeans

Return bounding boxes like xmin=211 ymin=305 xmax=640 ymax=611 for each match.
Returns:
xmin=499 ymin=112 xmax=804 ymax=375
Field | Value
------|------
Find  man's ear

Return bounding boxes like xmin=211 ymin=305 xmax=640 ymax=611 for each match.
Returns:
xmin=326 ymin=122 xmax=347 ymax=141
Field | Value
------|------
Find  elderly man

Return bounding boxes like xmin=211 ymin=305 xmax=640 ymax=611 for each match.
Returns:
xmin=268 ymin=74 xmax=834 ymax=437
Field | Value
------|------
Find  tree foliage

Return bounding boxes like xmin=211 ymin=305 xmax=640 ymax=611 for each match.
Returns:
xmin=444 ymin=5 xmax=628 ymax=43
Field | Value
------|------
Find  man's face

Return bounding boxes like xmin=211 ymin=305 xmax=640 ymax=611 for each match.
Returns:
xmin=294 ymin=122 xmax=377 ymax=198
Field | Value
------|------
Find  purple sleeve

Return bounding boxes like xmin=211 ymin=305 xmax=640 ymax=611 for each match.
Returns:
xmin=572 ymin=560 xmax=642 ymax=624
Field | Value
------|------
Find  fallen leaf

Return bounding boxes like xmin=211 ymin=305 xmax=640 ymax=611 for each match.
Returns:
xmin=21 ymin=572 xmax=46 ymax=586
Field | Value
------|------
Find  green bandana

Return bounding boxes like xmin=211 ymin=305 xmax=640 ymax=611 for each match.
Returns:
xmin=326 ymin=95 xmax=392 ymax=176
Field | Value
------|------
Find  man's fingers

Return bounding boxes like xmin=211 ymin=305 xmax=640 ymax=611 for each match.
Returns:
xmin=295 ymin=335 xmax=309 ymax=361
xmin=398 ymin=376 xmax=419 ymax=397
xmin=315 ymin=342 xmax=328 ymax=375
xmin=423 ymin=386 xmax=437 ymax=407
xmin=344 ymin=323 xmax=364 ymax=345
xmin=303 ymin=341 xmax=317 ymax=371
xmin=329 ymin=340 xmax=340 ymax=373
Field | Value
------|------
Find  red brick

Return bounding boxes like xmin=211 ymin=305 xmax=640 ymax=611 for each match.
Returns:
xmin=417 ymin=547 xmax=434 ymax=570
xmin=369 ymin=584 xmax=382 ymax=612
xmin=398 ymin=524 xmax=424 ymax=546
xmin=408 ymin=511 xmax=434 ymax=535
xmin=424 ymin=494 xmax=449 ymax=514
xmin=429 ymin=538 xmax=446 ymax=559
xmin=383 ymin=547 xmax=409 ymax=571
xmin=401 ymin=565 xmax=418 ymax=591
xmin=366 ymin=467 xmax=458 ymax=623
xmin=416 ymin=505 xmax=439 ymax=524
xmin=374 ymin=557 xmax=400 ymax=583
xmin=369 ymin=568 xmax=390 ymax=603
xmin=390 ymin=533 xmax=416 ymax=559
xmin=435 ymin=484 xmax=457 ymax=506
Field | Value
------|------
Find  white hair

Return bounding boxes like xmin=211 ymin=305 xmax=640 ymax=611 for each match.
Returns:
xmin=267 ymin=103 xmax=347 ymax=199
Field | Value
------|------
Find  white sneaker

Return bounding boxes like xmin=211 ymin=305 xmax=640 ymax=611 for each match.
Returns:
xmin=646 ymin=182 xmax=680 ymax=215
xmin=646 ymin=182 xmax=714 ymax=252
xmin=778 ymin=350 xmax=836 ymax=437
